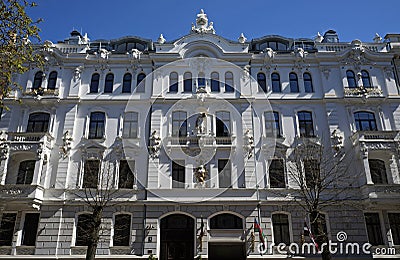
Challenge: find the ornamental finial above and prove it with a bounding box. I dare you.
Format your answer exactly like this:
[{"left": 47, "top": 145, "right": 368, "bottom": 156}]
[{"left": 191, "top": 9, "right": 215, "bottom": 34}]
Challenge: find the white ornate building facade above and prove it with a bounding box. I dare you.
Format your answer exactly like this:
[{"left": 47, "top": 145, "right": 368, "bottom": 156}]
[{"left": 0, "top": 10, "right": 400, "bottom": 259}]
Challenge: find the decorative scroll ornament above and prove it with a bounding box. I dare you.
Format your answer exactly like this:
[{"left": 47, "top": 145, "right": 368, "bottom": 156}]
[
  {"left": 243, "top": 129, "right": 254, "bottom": 158},
  {"left": 330, "top": 129, "right": 344, "bottom": 152},
  {"left": 60, "top": 131, "right": 73, "bottom": 158},
  {"left": 148, "top": 130, "right": 162, "bottom": 159},
  {"left": 191, "top": 9, "right": 215, "bottom": 34}
]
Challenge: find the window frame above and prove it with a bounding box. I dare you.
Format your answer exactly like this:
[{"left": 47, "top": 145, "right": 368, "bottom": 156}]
[
  {"left": 269, "top": 159, "right": 286, "bottom": 188},
  {"left": 172, "top": 111, "right": 187, "bottom": 137},
  {"left": 90, "top": 73, "right": 100, "bottom": 93},
  {"left": 83, "top": 159, "right": 100, "bottom": 188},
  {"left": 209, "top": 213, "right": 243, "bottom": 230},
  {"left": 303, "top": 72, "right": 313, "bottom": 93},
  {"left": 388, "top": 213, "right": 400, "bottom": 245},
  {"left": 169, "top": 72, "right": 178, "bottom": 93},
  {"left": 346, "top": 70, "right": 357, "bottom": 88},
  {"left": 272, "top": 213, "right": 291, "bottom": 245},
  {"left": 264, "top": 111, "right": 281, "bottom": 137},
  {"left": 27, "top": 112, "right": 50, "bottom": 133},
  {"left": 21, "top": 212, "right": 40, "bottom": 246},
  {"left": 211, "top": 72, "right": 220, "bottom": 92},
  {"left": 216, "top": 111, "right": 231, "bottom": 137},
  {"left": 122, "top": 112, "right": 139, "bottom": 139},
  {"left": 88, "top": 112, "right": 106, "bottom": 139},
  {"left": 271, "top": 73, "right": 281, "bottom": 93},
  {"left": 32, "top": 71, "right": 43, "bottom": 90},
  {"left": 183, "top": 72, "right": 192, "bottom": 93},
  {"left": 368, "top": 159, "right": 388, "bottom": 184},
  {"left": 361, "top": 70, "right": 372, "bottom": 88},
  {"left": 354, "top": 111, "right": 378, "bottom": 131},
  {"left": 104, "top": 73, "right": 114, "bottom": 93},
  {"left": 172, "top": 161, "right": 185, "bottom": 188},
  {"left": 224, "top": 71, "right": 234, "bottom": 93},
  {"left": 257, "top": 72, "right": 267, "bottom": 92},
  {"left": 297, "top": 111, "right": 315, "bottom": 138},
  {"left": 75, "top": 213, "right": 93, "bottom": 246},
  {"left": 136, "top": 73, "right": 146, "bottom": 93},
  {"left": 364, "top": 212, "right": 384, "bottom": 246},
  {"left": 122, "top": 73, "right": 132, "bottom": 93},
  {"left": 0, "top": 212, "right": 17, "bottom": 246},
  {"left": 118, "top": 160, "right": 135, "bottom": 189},
  {"left": 113, "top": 213, "right": 132, "bottom": 247},
  {"left": 289, "top": 72, "right": 299, "bottom": 93},
  {"left": 16, "top": 160, "right": 36, "bottom": 185},
  {"left": 218, "top": 159, "right": 231, "bottom": 188},
  {"left": 47, "top": 71, "right": 58, "bottom": 90}
]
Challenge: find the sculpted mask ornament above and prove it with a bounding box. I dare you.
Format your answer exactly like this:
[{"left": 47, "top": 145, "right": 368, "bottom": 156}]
[
  {"left": 194, "top": 164, "right": 208, "bottom": 186},
  {"left": 243, "top": 129, "right": 254, "bottom": 158}
]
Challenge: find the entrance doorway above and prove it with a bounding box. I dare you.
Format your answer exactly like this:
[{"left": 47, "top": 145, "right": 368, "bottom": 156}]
[
  {"left": 160, "top": 214, "right": 194, "bottom": 260},
  {"left": 208, "top": 242, "right": 246, "bottom": 260}
]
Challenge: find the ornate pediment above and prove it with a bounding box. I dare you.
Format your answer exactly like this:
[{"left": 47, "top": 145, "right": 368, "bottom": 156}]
[{"left": 78, "top": 137, "right": 107, "bottom": 159}]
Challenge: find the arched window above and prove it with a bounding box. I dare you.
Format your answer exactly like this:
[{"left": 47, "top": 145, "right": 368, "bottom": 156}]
[
  {"left": 211, "top": 72, "right": 220, "bottom": 92},
  {"left": 90, "top": 73, "right": 100, "bottom": 93},
  {"left": 297, "top": 111, "right": 314, "bottom": 137},
  {"left": 346, "top": 70, "right": 357, "bottom": 88},
  {"left": 289, "top": 72, "right": 299, "bottom": 92},
  {"left": 210, "top": 213, "right": 242, "bottom": 229},
  {"left": 272, "top": 213, "right": 290, "bottom": 244},
  {"left": 136, "top": 73, "right": 146, "bottom": 92},
  {"left": 169, "top": 72, "right": 178, "bottom": 92},
  {"left": 32, "top": 71, "right": 43, "bottom": 90},
  {"left": 183, "top": 72, "right": 192, "bottom": 92},
  {"left": 354, "top": 111, "right": 377, "bottom": 131},
  {"left": 104, "top": 73, "right": 114, "bottom": 93},
  {"left": 16, "top": 160, "right": 36, "bottom": 184},
  {"left": 27, "top": 112, "right": 50, "bottom": 132},
  {"left": 122, "top": 73, "right": 132, "bottom": 93},
  {"left": 88, "top": 112, "right": 105, "bottom": 139},
  {"left": 225, "top": 72, "right": 234, "bottom": 92},
  {"left": 113, "top": 214, "right": 131, "bottom": 246},
  {"left": 271, "top": 73, "right": 281, "bottom": 92},
  {"left": 368, "top": 159, "right": 387, "bottom": 184},
  {"left": 257, "top": 72, "right": 267, "bottom": 92},
  {"left": 47, "top": 71, "right": 57, "bottom": 90},
  {"left": 303, "top": 72, "right": 313, "bottom": 93},
  {"left": 361, "top": 70, "right": 371, "bottom": 87}
]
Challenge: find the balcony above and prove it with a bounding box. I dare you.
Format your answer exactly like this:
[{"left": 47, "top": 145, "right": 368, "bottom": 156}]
[
  {"left": 167, "top": 135, "right": 234, "bottom": 147},
  {"left": 0, "top": 184, "right": 44, "bottom": 203},
  {"left": 361, "top": 184, "right": 400, "bottom": 202},
  {"left": 351, "top": 131, "right": 400, "bottom": 151},
  {"left": 23, "top": 88, "right": 59, "bottom": 97},
  {"left": 5, "top": 132, "right": 54, "bottom": 155},
  {"left": 344, "top": 86, "right": 383, "bottom": 98}
]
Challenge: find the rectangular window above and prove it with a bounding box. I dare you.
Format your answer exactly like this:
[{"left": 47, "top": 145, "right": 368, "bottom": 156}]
[
  {"left": 298, "top": 111, "right": 314, "bottom": 137},
  {"left": 304, "top": 159, "right": 319, "bottom": 188},
  {"left": 172, "top": 161, "right": 185, "bottom": 188},
  {"left": 269, "top": 159, "right": 285, "bottom": 188},
  {"left": 368, "top": 159, "right": 388, "bottom": 184},
  {"left": 216, "top": 111, "right": 230, "bottom": 137},
  {"left": 272, "top": 214, "right": 290, "bottom": 244},
  {"left": 172, "top": 111, "right": 187, "bottom": 137},
  {"left": 17, "top": 160, "right": 36, "bottom": 185},
  {"left": 114, "top": 214, "right": 131, "bottom": 246},
  {"left": 118, "top": 160, "right": 135, "bottom": 189},
  {"left": 364, "top": 213, "right": 383, "bottom": 246},
  {"left": 388, "top": 213, "right": 400, "bottom": 245},
  {"left": 22, "top": 213, "right": 40, "bottom": 246},
  {"left": 83, "top": 160, "right": 100, "bottom": 188},
  {"left": 122, "top": 112, "right": 139, "bottom": 138},
  {"left": 265, "top": 111, "right": 281, "bottom": 137},
  {"left": 0, "top": 213, "right": 17, "bottom": 246},
  {"left": 76, "top": 214, "right": 92, "bottom": 246},
  {"left": 218, "top": 159, "right": 231, "bottom": 188}
]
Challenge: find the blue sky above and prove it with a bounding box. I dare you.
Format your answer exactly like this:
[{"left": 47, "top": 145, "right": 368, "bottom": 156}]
[{"left": 29, "top": 0, "right": 399, "bottom": 43}]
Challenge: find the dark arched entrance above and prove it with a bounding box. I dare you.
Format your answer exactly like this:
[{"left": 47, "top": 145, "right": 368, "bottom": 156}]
[{"left": 160, "top": 214, "right": 194, "bottom": 260}]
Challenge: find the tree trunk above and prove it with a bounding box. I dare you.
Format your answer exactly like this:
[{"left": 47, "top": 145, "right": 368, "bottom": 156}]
[
  {"left": 86, "top": 206, "right": 103, "bottom": 260},
  {"left": 310, "top": 210, "right": 331, "bottom": 260}
]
